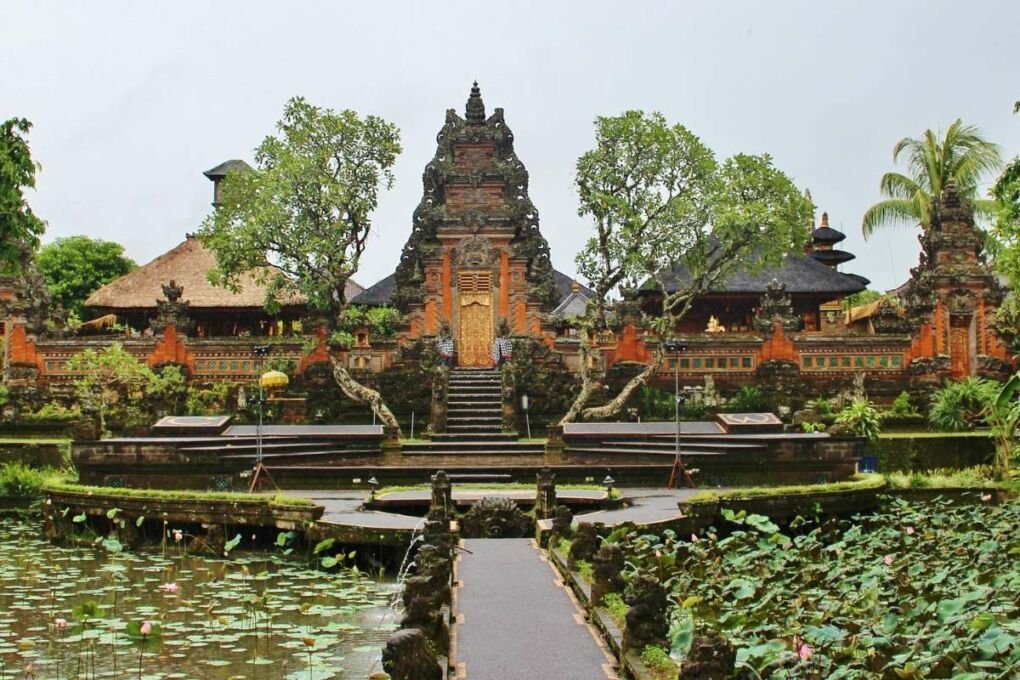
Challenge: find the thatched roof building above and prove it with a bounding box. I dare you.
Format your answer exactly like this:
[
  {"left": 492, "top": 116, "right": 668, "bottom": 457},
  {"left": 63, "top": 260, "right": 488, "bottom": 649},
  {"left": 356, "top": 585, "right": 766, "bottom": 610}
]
[{"left": 85, "top": 235, "right": 364, "bottom": 336}]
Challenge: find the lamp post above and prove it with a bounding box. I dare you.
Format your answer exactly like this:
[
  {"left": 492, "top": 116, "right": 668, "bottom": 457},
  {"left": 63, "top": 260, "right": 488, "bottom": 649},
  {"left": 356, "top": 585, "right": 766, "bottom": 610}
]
[
  {"left": 521, "top": 393, "right": 531, "bottom": 439},
  {"left": 368, "top": 476, "right": 379, "bottom": 502},
  {"left": 663, "top": 341, "right": 690, "bottom": 488},
  {"left": 602, "top": 474, "right": 615, "bottom": 497},
  {"left": 249, "top": 344, "right": 272, "bottom": 492}
]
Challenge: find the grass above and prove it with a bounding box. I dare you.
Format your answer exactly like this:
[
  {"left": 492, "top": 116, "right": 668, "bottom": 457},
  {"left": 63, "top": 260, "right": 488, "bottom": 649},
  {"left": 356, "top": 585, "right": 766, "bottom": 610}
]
[
  {"left": 685, "top": 474, "right": 886, "bottom": 504},
  {"left": 0, "top": 463, "right": 66, "bottom": 498},
  {"left": 882, "top": 465, "right": 1002, "bottom": 490},
  {"left": 601, "top": 591, "right": 628, "bottom": 626},
  {"left": 43, "top": 480, "right": 316, "bottom": 507},
  {"left": 877, "top": 430, "right": 991, "bottom": 439}
]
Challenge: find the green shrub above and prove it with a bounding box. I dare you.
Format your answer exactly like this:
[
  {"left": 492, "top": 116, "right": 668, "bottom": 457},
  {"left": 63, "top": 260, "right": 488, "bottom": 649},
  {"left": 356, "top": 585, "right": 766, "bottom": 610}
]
[
  {"left": 928, "top": 377, "right": 999, "bottom": 432},
  {"left": 832, "top": 399, "right": 882, "bottom": 440},
  {"left": 886, "top": 390, "right": 919, "bottom": 418},
  {"left": 729, "top": 386, "right": 765, "bottom": 412},
  {"left": 639, "top": 645, "right": 677, "bottom": 676},
  {"left": 576, "top": 559, "right": 594, "bottom": 584},
  {"left": 809, "top": 396, "right": 834, "bottom": 417},
  {"left": 0, "top": 463, "right": 56, "bottom": 498},
  {"left": 602, "top": 591, "right": 629, "bottom": 625},
  {"left": 21, "top": 402, "right": 82, "bottom": 422}
]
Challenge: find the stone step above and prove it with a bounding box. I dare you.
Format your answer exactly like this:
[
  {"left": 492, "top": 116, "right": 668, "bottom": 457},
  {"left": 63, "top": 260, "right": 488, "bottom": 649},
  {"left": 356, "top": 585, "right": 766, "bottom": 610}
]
[
  {"left": 402, "top": 441, "right": 543, "bottom": 454},
  {"left": 448, "top": 400, "right": 501, "bottom": 407},
  {"left": 447, "top": 416, "right": 502, "bottom": 423},
  {"left": 563, "top": 446, "right": 730, "bottom": 457},
  {"left": 428, "top": 432, "right": 519, "bottom": 443}
]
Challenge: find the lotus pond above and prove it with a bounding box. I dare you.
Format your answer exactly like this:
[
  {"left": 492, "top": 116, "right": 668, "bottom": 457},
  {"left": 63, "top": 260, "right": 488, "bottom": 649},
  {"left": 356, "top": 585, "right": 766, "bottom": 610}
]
[
  {"left": 0, "top": 518, "right": 398, "bottom": 679},
  {"left": 606, "top": 496, "right": 1020, "bottom": 679}
]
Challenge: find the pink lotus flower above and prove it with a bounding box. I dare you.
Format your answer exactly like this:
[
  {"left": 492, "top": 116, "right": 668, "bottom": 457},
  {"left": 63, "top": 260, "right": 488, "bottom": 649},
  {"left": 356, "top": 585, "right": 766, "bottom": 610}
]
[
  {"left": 172, "top": 529, "right": 183, "bottom": 543},
  {"left": 884, "top": 554, "right": 894, "bottom": 566},
  {"left": 905, "top": 526, "right": 915, "bottom": 535},
  {"left": 159, "top": 582, "right": 179, "bottom": 594},
  {"left": 53, "top": 618, "right": 68, "bottom": 630},
  {"left": 140, "top": 621, "right": 152, "bottom": 636},
  {"left": 690, "top": 534, "right": 699, "bottom": 543},
  {"left": 798, "top": 642, "right": 813, "bottom": 660},
  {"left": 981, "top": 493, "right": 992, "bottom": 502}
]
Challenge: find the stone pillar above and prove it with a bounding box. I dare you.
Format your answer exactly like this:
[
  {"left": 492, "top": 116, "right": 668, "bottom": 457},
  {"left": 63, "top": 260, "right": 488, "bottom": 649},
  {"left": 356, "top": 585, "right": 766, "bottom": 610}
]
[
  {"left": 430, "top": 365, "right": 448, "bottom": 435},
  {"left": 500, "top": 362, "right": 516, "bottom": 433},
  {"left": 535, "top": 467, "right": 556, "bottom": 519},
  {"left": 545, "top": 424, "right": 565, "bottom": 465}
]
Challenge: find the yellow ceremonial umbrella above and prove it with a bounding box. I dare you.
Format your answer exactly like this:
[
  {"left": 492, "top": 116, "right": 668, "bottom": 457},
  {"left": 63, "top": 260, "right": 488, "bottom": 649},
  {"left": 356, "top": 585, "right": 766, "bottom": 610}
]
[{"left": 260, "top": 370, "right": 290, "bottom": 390}]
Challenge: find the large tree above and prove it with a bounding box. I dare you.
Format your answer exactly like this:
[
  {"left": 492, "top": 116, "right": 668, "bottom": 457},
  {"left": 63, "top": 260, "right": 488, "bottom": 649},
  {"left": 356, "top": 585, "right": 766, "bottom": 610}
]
[
  {"left": 560, "top": 111, "right": 811, "bottom": 424},
  {"left": 198, "top": 97, "right": 402, "bottom": 430},
  {"left": 37, "top": 235, "right": 136, "bottom": 318},
  {"left": 0, "top": 118, "right": 46, "bottom": 272},
  {"left": 861, "top": 119, "right": 1002, "bottom": 239}
]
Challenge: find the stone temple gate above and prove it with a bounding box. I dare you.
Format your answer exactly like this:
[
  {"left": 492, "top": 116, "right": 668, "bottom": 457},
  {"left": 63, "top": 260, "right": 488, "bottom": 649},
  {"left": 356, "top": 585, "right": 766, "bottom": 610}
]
[{"left": 364, "top": 83, "right": 560, "bottom": 366}]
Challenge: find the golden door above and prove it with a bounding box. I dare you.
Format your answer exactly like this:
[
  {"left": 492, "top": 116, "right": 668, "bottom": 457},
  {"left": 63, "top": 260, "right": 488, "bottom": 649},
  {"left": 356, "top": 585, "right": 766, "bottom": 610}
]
[{"left": 458, "top": 272, "right": 493, "bottom": 367}]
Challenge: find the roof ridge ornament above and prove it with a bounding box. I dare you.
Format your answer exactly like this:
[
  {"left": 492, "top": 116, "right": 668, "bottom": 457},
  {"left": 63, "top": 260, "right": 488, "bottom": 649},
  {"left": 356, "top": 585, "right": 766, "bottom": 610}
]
[{"left": 465, "top": 81, "right": 486, "bottom": 124}]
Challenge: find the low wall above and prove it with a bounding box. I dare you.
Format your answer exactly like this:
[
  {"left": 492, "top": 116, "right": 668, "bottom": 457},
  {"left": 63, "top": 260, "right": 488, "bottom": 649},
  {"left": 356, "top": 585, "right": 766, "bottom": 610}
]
[
  {"left": 0, "top": 441, "right": 68, "bottom": 467},
  {"left": 870, "top": 432, "right": 994, "bottom": 471}
]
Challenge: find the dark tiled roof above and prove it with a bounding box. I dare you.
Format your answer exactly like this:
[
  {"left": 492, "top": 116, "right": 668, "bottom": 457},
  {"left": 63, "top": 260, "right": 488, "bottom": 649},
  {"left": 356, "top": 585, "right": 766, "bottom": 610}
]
[
  {"left": 644, "top": 253, "right": 868, "bottom": 296},
  {"left": 552, "top": 269, "right": 594, "bottom": 300},
  {"left": 845, "top": 272, "right": 872, "bottom": 287},
  {"left": 352, "top": 269, "right": 593, "bottom": 306},
  {"left": 203, "top": 159, "right": 252, "bottom": 179},
  {"left": 810, "top": 249, "right": 856, "bottom": 266},
  {"left": 811, "top": 226, "right": 846, "bottom": 244},
  {"left": 351, "top": 273, "right": 397, "bottom": 305}
]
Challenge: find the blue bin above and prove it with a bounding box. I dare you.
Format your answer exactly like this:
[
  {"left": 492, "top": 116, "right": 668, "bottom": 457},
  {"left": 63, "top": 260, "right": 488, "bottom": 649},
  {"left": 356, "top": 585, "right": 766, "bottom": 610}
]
[{"left": 858, "top": 456, "right": 878, "bottom": 473}]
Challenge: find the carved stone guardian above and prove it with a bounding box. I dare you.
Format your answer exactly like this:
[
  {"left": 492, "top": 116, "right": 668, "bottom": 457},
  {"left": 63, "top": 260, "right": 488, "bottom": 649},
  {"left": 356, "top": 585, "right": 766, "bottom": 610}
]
[
  {"left": 381, "top": 628, "right": 443, "bottom": 680},
  {"left": 535, "top": 468, "right": 556, "bottom": 519},
  {"left": 459, "top": 496, "right": 534, "bottom": 538},
  {"left": 151, "top": 280, "right": 192, "bottom": 334},
  {"left": 591, "top": 542, "right": 626, "bottom": 607},
  {"left": 753, "top": 278, "right": 802, "bottom": 334},
  {"left": 567, "top": 522, "right": 598, "bottom": 570},
  {"left": 622, "top": 572, "right": 669, "bottom": 652},
  {"left": 679, "top": 632, "right": 737, "bottom": 680}
]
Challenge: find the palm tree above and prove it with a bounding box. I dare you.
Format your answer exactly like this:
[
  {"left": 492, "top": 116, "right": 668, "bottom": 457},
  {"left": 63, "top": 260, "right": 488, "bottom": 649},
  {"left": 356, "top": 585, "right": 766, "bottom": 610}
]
[{"left": 862, "top": 119, "right": 1002, "bottom": 239}]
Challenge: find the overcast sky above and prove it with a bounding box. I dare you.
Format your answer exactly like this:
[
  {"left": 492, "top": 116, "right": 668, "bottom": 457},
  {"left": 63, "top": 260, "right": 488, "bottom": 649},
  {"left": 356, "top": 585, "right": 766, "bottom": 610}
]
[{"left": 2, "top": 1, "right": 1018, "bottom": 294}]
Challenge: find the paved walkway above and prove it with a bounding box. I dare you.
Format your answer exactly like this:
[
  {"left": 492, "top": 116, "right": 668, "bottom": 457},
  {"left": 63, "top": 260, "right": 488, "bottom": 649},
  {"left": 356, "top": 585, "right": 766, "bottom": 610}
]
[{"left": 454, "top": 538, "right": 617, "bottom": 680}]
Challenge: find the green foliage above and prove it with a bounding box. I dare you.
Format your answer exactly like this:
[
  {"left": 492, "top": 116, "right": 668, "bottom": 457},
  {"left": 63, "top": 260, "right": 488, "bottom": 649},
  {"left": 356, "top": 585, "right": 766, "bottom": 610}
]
[
  {"left": 185, "top": 381, "right": 239, "bottom": 416},
  {"left": 809, "top": 396, "right": 835, "bottom": 417},
  {"left": 842, "top": 288, "right": 883, "bottom": 310},
  {"left": 639, "top": 645, "right": 677, "bottom": 676},
  {"left": 20, "top": 401, "right": 81, "bottom": 422},
  {"left": 609, "top": 498, "right": 1020, "bottom": 678},
  {"left": 728, "top": 385, "right": 765, "bottom": 412},
  {"left": 862, "top": 119, "right": 1002, "bottom": 239},
  {"left": 199, "top": 97, "right": 400, "bottom": 321},
  {"left": 0, "top": 383, "right": 8, "bottom": 408},
  {"left": 145, "top": 364, "right": 187, "bottom": 417},
  {"left": 927, "top": 377, "right": 1000, "bottom": 432},
  {"left": 801, "top": 421, "right": 827, "bottom": 433},
  {"left": 43, "top": 480, "right": 315, "bottom": 506},
  {"left": 36, "top": 235, "right": 136, "bottom": 317},
  {"left": 883, "top": 465, "right": 997, "bottom": 489},
  {"left": 0, "top": 118, "right": 46, "bottom": 272},
  {"left": 68, "top": 343, "right": 152, "bottom": 435},
  {"left": 885, "top": 391, "right": 919, "bottom": 418},
  {"left": 988, "top": 372, "right": 1020, "bottom": 479},
  {"left": 576, "top": 559, "right": 594, "bottom": 584},
  {"left": 601, "top": 591, "right": 629, "bottom": 625},
  {"left": 337, "top": 305, "right": 400, "bottom": 339},
  {"left": 0, "top": 462, "right": 58, "bottom": 497},
  {"left": 198, "top": 96, "right": 401, "bottom": 428},
  {"left": 832, "top": 398, "right": 882, "bottom": 440},
  {"left": 563, "top": 110, "right": 811, "bottom": 423},
  {"left": 991, "top": 154, "right": 1020, "bottom": 348}
]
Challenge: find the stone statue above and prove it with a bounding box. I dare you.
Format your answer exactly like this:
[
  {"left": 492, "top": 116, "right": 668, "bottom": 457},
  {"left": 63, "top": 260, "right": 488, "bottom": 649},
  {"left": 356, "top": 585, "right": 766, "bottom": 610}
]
[
  {"left": 568, "top": 522, "right": 598, "bottom": 570},
  {"left": 459, "top": 496, "right": 533, "bottom": 538},
  {"left": 622, "top": 572, "right": 669, "bottom": 651},
  {"left": 591, "top": 543, "right": 626, "bottom": 607},
  {"left": 679, "top": 632, "right": 737, "bottom": 680},
  {"left": 381, "top": 628, "right": 443, "bottom": 680}
]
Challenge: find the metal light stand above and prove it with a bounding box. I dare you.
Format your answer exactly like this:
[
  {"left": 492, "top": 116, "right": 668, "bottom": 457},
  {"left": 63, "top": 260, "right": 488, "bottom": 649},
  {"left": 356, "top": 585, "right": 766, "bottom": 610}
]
[
  {"left": 249, "top": 344, "right": 277, "bottom": 493},
  {"left": 521, "top": 393, "right": 531, "bottom": 439},
  {"left": 665, "top": 341, "right": 695, "bottom": 489}
]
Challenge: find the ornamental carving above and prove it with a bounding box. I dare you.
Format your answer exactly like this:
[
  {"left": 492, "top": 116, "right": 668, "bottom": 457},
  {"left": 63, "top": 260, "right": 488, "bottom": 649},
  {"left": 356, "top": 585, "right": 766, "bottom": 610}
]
[
  {"left": 454, "top": 235, "right": 496, "bottom": 268},
  {"left": 753, "top": 279, "right": 802, "bottom": 333},
  {"left": 151, "top": 280, "right": 191, "bottom": 334}
]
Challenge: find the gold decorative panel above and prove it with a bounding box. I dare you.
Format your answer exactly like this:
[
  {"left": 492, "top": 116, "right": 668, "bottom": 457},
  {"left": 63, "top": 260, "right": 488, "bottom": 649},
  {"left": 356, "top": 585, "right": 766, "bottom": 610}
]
[{"left": 458, "top": 272, "right": 493, "bottom": 367}]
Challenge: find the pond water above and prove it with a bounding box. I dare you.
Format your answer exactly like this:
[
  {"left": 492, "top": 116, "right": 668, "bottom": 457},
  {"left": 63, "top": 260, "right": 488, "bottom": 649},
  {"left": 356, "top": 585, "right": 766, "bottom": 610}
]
[{"left": 0, "top": 518, "right": 399, "bottom": 679}]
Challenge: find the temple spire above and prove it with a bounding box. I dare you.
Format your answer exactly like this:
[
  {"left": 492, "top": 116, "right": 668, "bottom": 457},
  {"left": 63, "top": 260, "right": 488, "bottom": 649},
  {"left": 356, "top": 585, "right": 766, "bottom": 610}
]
[{"left": 465, "top": 81, "right": 486, "bottom": 124}]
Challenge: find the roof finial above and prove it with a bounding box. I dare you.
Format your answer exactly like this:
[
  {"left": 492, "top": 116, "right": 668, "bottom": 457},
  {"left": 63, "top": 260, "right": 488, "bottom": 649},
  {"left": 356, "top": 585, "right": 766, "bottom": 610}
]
[
  {"left": 571, "top": 279, "right": 580, "bottom": 294},
  {"left": 821, "top": 211, "right": 829, "bottom": 228},
  {"left": 465, "top": 81, "right": 486, "bottom": 124}
]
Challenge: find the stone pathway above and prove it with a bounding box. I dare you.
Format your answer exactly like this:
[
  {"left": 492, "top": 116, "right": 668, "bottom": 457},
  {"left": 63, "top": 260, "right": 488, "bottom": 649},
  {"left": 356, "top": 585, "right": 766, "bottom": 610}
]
[{"left": 454, "top": 538, "right": 618, "bottom": 680}]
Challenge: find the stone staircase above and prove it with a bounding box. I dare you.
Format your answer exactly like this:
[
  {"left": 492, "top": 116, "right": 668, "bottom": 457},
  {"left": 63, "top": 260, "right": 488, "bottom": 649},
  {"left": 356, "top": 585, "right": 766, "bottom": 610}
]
[{"left": 402, "top": 368, "right": 545, "bottom": 461}]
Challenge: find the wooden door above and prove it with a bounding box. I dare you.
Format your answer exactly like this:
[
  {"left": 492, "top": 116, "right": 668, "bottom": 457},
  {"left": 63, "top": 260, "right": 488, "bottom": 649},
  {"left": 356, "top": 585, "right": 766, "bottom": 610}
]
[
  {"left": 949, "top": 317, "right": 972, "bottom": 377},
  {"left": 458, "top": 272, "right": 493, "bottom": 367}
]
